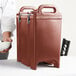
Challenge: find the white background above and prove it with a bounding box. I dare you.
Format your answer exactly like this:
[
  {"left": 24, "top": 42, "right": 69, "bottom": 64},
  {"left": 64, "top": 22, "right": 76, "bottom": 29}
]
[{"left": 0, "top": 0, "right": 76, "bottom": 76}]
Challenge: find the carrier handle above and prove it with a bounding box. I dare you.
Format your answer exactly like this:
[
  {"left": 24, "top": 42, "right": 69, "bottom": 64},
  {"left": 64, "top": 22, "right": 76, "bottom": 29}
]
[
  {"left": 19, "top": 6, "right": 35, "bottom": 13},
  {"left": 18, "top": 6, "right": 35, "bottom": 22},
  {"left": 38, "top": 4, "right": 57, "bottom": 15}
]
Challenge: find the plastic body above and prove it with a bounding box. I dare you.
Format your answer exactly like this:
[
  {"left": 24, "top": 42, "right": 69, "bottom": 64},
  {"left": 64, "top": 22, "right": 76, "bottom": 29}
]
[{"left": 16, "top": 5, "right": 62, "bottom": 70}]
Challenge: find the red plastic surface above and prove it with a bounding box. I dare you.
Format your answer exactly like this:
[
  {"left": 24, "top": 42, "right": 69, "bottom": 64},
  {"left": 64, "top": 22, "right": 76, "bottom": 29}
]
[{"left": 16, "top": 4, "right": 62, "bottom": 70}]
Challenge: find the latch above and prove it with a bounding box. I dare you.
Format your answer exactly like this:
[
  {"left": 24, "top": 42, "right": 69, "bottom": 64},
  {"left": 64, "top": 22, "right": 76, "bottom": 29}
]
[
  {"left": 19, "top": 14, "right": 21, "bottom": 23},
  {"left": 27, "top": 14, "right": 31, "bottom": 24}
]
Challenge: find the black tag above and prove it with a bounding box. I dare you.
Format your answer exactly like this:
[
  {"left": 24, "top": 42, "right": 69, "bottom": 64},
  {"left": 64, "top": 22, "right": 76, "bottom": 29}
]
[{"left": 61, "top": 38, "right": 70, "bottom": 56}]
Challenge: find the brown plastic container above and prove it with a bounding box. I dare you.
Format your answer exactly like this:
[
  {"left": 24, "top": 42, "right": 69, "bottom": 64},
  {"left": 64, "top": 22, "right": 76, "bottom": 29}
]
[
  {"left": 16, "top": 4, "right": 62, "bottom": 70},
  {"left": 16, "top": 6, "right": 35, "bottom": 67}
]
